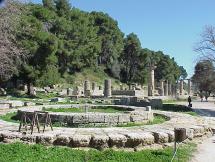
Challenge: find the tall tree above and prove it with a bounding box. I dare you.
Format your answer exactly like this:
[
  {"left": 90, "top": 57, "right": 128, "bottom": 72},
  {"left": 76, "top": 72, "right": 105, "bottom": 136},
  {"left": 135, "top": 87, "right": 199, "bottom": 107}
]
[
  {"left": 195, "top": 26, "right": 215, "bottom": 63},
  {"left": 42, "top": 0, "right": 55, "bottom": 10},
  {"left": 120, "top": 33, "right": 141, "bottom": 83},
  {"left": 154, "top": 51, "right": 181, "bottom": 83},
  {"left": 0, "top": 0, "right": 25, "bottom": 84},
  {"left": 192, "top": 60, "right": 215, "bottom": 93},
  {"left": 179, "top": 66, "right": 188, "bottom": 79},
  {"left": 55, "top": 0, "right": 70, "bottom": 17},
  {"left": 91, "top": 12, "right": 124, "bottom": 78}
]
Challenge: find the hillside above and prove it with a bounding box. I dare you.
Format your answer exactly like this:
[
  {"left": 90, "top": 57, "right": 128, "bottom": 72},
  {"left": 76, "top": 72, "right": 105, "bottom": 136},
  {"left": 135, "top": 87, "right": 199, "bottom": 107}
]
[{"left": 0, "top": 0, "right": 187, "bottom": 94}]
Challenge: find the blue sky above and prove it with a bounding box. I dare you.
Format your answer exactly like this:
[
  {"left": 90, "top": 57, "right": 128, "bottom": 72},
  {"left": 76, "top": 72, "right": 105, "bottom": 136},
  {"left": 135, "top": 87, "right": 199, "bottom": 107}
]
[{"left": 31, "top": 0, "right": 215, "bottom": 77}]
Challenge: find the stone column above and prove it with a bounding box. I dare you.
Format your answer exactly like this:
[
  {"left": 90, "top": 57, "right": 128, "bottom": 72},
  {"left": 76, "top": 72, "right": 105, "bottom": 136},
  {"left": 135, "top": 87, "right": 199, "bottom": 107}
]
[
  {"left": 92, "top": 82, "right": 96, "bottom": 91},
  {"left": 187, "top": 79, "right": 192, "bottom": 95},
  {"left": 148, "top": 65, "right": 156, "bottom": 96},
  {"left": 67, "top": 88, "right": 72, "bottom": 96},
  {"left": 179, "top": 80, "right": 183, "bottom": 95},
  {"left": 129, "top": 84, "right": 132, "bottom": 90},
  {"left": 132, "top": 84, "right": 136, "bottom": 90},
  {"left": 84, "top": 80, "right": 90, "bottom": 97},
  {"left": 120, "top": 84, "right": 123, "bottom": 90},
  {"left": 168, "top": 83, "right": 172, "bottom": 96},
  {"left": 172, "top": 84, "right": 176, "bottom": 97},
  {"left": 73, "top": 86, "right": 79, "bottom": 95},
  {"left": 164, "top": 80, "right": 168, "bottom": 96},
  {"left": 104, "top": 79, "right": 111, "bottom": 97},
  {"left": 160, "top": 80, "right": 164, "bottom": 96}
]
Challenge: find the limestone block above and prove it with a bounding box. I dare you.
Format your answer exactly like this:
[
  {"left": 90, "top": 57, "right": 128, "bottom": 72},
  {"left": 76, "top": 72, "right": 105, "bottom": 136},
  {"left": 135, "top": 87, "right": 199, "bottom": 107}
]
[
  {"left": 124, "top": 132, "right": 145, "bottom": 147},
  {"left": 186, "top": 128, "right": 194, "bottom": 140},
  {"left": 0, "top": 131, "right": 22, "bottom": 143},
  {"left": 165, "top": 130, "right": 175, "bottom": 142},
  {"left": 44, "top": 87, "right": 51, "bottom": 92},
  {"left": 105, "top": 115, "right": 119, "bottom": 124},
  {"left": 158, "top": 130, "right": 175, "bottom": 142},
  {"left": 66, "top": 116, "right": 74, "bottom": 126},
  {"left": 21, "top": 135, "right": 36, "bottom": 143},
  {"left": 0, "top": 103, "right": 10, "bottom": 109},
  {"left": 24, "top": 102, "right": 36, "bottom": 106},
  {"left": 88, "top": 114, "right": 105, "bottom": 123},
  {"left": 138, "top": 132, "right": 155, "bottom": 145},
  {"left": 108, "top": 133, "right": 127, "bottom": 148},
  {"left": 70, "top": 134, "right": 91, "bottom": 147},
  {"left": 8, "top": 100, "right": 24, "bottom": 107},
  {"left": 190, "top": 125, "right": 205, "bottom": 137},
  {"left": 66, "top": 88, "right": 73, "bottom": 96},
  {"left": 146, "top": 106, "right": 151, "bottom": 111},
  {"left": 90, "top": 134, "right": 109, "bottom": 149},
  {"left": 34, "top": 87, "right": 44, "bottom": 92},
  {"left": 36, "top": 134, "right": 56, "bottom": 145},
  {"left": 153, "top": 131, "right": 169, "bottom": 143},
  {"left": 54, "top": 135, "right": 70, "bottom": 146},
  {"left": 59, "top": 89, "right": 67, "bottom": 96},
  {"left": 117, "top": 115, "right": 130, "bottom": 123},
  {"left": 130, "top": 115, "right": 144, "bottom": 122},
  {"left": 73, "top": 115, "right": 89, "bottom": 124}
]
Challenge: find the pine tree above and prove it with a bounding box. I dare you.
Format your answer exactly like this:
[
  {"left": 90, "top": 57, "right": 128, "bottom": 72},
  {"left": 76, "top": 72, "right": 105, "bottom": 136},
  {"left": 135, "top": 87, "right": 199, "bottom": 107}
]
[{"left": 42, "top": 0, "right": 55, "bottom": 11}]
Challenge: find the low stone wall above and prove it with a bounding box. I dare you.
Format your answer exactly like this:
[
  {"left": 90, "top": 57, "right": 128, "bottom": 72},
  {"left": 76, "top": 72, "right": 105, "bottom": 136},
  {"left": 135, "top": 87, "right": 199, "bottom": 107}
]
[
  {"left": 114, "top": 97, "right": 163, "bottom": 109},
  {"left": 0, "top": 110, "right": 213, "bottom": 151},
  {"left": 16, "top": 105, "right": 153, "bottom": 127},
  {"left": 0, "top": 100, "right": 24, "bottom": 108},
  {"left": 112, "top": 90, "right": 144, "bottom": 97},
  {"left": 0, "top": 103, "right": 214, "bottom": 151},
  {"left": 112, "top": 90, "right": 136, "bottom": 96}
]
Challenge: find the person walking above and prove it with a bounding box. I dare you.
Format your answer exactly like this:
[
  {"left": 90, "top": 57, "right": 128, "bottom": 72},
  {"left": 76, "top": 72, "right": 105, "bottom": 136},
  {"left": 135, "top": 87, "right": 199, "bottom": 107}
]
[{"left": 188, "top": 96, "right": 192, "bottom": 107}]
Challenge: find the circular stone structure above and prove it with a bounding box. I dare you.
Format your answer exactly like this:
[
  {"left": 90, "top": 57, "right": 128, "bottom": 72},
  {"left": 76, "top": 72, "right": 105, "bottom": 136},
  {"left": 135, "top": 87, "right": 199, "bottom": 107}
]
[
  {"left": 0, "top": 102, "right": 214, "bottom": 151},
  {"left": 16, "top": 105, "right": 153, "bottom": 127}
]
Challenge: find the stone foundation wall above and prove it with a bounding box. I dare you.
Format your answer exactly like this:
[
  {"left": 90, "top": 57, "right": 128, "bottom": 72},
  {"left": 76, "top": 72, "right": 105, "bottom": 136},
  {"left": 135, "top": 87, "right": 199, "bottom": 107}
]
[
  {"left": 16, "top": 105, "right": 153, "bottom": 127},
  {"left": 112, "top": 90, "right": 144, "bottom": 97}
]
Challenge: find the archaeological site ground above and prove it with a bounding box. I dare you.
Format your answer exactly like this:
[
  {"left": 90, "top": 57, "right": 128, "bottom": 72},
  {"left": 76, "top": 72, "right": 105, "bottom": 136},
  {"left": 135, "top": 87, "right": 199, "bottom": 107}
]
[{"left": 1, "top": 0, "right": 215, "bottom": 162}]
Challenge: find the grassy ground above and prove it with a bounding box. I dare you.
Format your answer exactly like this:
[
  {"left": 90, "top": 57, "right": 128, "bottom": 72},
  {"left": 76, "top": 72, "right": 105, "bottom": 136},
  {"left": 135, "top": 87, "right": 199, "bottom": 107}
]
[
  {"left": 67, "top": 68, "right": 127, "bottom": 88},
  {"left": 42, "top": 106, "right": 126, "bottom": 113},
  {"left": 0, "top": 142, "right": 196, "bottom": 162},
  {"left": 0, "top": 112, "right": 18, "bottom": 123},
  {"left": 163, "top": 99, "right": 187, "bottom": 104},
  {"left": 0, "top": 112, "right": 167, "bottom": 128},
  {"left": 116, "top": 115, "right": 167, "bottom": 127}
]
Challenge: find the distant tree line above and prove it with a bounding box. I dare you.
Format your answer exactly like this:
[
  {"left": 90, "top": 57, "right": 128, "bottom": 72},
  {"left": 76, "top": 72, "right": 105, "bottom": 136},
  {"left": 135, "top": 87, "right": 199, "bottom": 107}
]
[
  {"left": 0, "top": 0, "right": 187, "bottom": 95},
  {"left": 193, "top": 26, "right": 215, "bottom": 94}
]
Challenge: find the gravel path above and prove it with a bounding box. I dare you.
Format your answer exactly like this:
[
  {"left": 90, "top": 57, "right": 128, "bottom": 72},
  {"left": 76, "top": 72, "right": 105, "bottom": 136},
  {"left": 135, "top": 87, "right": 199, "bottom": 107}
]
[{"left": 183, "top": 100, "right": 215, "bottom": 162}]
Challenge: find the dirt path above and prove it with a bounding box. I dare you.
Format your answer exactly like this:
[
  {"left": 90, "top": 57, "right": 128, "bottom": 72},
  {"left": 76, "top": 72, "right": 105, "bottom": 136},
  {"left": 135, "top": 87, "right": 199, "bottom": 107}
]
[{"left": 178, "top": 100, "right": 215, "bottom": 162}]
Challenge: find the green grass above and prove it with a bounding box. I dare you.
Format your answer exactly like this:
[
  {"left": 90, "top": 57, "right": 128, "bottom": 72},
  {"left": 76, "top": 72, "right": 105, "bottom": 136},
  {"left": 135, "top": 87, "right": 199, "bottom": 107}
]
[
  {"left": 0, "top": 112, "right": 18, "bottom": 123},
  {"left": 0, "top": 142, "right": 196, "bottom": 162},
  {"left": 147, "top": 114, "right": 168, "bottom": 124},
  {"left": 184, "top": 111, "right": 199, "bottom": 116},
  {"left": 117, "top": 115, "right": 167, "bottom": 127},
  {"left": 0, "top": 112, "right": 167, "bottom": 128},
  {"left": 163, "top": 99, "right": 186, "bottom": 104},
  {"left": 68, "top": 67, "right": 127, "bottom": 88},
  {"left": 42, "top": 106, "right": 127, "bottom": 113}
]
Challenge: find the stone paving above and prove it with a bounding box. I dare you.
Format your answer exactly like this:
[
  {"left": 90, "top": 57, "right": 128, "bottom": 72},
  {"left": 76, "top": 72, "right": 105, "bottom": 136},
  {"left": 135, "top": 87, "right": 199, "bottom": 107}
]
[{"left": 0, "top": 103, "right": 214, "bottom": 151}]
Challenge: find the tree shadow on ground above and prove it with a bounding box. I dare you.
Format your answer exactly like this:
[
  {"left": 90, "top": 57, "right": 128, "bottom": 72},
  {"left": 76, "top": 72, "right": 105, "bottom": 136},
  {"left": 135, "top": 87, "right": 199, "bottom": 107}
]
[{"left": 194, "top": 108, "right": 215, "bottom": 117}]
